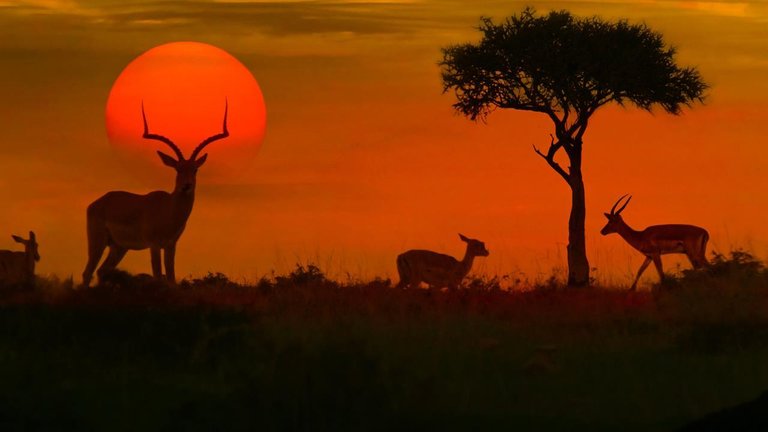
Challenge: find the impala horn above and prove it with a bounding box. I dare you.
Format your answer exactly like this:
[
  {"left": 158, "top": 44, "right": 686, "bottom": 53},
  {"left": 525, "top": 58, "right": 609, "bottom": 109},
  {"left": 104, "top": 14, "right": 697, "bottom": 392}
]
[
  {"left": 141, "top": 102, "right": 186, "bottom": 161},
  {"left": 189, "top": 98, "right": 229, "bottom": 161},
  {"left": 610, "top": 194, "right": 632, "bottom": 215}
]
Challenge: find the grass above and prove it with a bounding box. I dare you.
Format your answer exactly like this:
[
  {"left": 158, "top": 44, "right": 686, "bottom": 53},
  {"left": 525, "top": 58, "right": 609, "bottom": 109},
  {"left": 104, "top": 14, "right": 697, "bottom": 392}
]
[{"left": 0, "top": 255, "right": 767, "bottom": 431}]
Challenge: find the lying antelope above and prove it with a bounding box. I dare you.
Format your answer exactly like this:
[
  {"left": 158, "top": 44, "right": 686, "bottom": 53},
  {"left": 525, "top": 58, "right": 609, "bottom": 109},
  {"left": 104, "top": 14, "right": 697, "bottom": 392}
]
[
  {"left": 0, "top": 231, "right": 40, "bottom": 286},
  {"left": 82, "top": 101, "right": 229, "bottom": 287},
  {"left": 601, "top": 195, "right": 709, "bottom": 290},
  {"left": 396, "top": 234, "right": 489, "bottom": 290}
]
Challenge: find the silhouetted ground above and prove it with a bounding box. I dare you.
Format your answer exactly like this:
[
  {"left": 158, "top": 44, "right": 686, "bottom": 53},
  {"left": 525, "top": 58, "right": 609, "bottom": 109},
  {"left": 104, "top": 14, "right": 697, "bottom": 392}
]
[
  {"left": 0, "top": 252, "right": 766, "bottom": 431},
  {"left": 678, "top": 390, "right": 768, "bottom": 431}
]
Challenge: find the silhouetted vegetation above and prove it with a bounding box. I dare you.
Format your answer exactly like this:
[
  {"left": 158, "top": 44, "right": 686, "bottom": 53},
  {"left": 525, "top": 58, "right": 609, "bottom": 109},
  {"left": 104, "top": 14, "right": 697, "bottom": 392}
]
[
  {"left": 440, "top": 8, "right": 708, "bottom": 286},
  {"left": 275, "top": 263, "right": 330, "bottom": 287},
  {"left": 682, "top": 250, "right": 765, "bottom": 282},
  {"left": 0, "top": 252, "right": 766, "bottom": 430}
]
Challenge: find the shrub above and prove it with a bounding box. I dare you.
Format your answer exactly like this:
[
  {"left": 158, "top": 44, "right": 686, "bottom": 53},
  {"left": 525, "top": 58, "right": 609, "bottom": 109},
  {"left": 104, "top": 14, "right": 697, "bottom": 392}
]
[
  {"left": 657, "top": 250, "right": 768, "bottom": 325},
  {"left": 187, "top": 272, "right": 239, "bottom": 289},
  {"left": 678, "top": 250, "right": 766, "bottom": 283},
  {"left": 464, "top": 275, "right": 504, "bottom": 292},
  {"left": 275, "top": 264, "right": 329, "bottom": 287}
]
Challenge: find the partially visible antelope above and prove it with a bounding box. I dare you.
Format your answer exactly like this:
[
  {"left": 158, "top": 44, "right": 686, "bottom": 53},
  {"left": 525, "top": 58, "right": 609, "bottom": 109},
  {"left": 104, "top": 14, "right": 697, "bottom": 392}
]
[
  {"left": 396, "top": 234, "right": 489, "bottom": 290},
  {"left": 82, "top": 101, "right": 229, "bottom": 287},
  {"left": 0, "top": 231, "right": 40, "bottom": 286},
  {"left": 601, "top": 195, "right": 709, "bottom": 290}
]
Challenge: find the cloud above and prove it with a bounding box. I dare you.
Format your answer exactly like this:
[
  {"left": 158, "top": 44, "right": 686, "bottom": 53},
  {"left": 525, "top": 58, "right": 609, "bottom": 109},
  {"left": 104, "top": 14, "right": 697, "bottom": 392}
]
[
  {"left": 631, "top": 1, "right": 751, "bottom": 18},
  {"left": 2, "top": 1, "right": 764, "bottom": 60},
  {"left": 2, "top": 0, "right": 436, "bottom": 36}
]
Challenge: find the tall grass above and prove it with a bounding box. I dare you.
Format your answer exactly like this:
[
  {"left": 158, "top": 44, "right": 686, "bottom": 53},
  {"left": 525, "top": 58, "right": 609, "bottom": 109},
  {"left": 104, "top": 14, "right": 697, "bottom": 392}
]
[{"left": 0, "top": 253, "right": 766, "bottom": 431}]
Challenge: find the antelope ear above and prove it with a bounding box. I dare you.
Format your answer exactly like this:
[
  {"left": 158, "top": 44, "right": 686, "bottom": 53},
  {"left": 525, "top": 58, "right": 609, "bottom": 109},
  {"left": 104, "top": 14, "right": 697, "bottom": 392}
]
[
  {"left": 29, "top": 231, "right": 35, "bottom": 240},
  {"left": 195, "top": 153, "right": 208, "bottom": 167},
  {"left": 157, "top": 151, "right": 178, "bottom": 168},
  {"left": 604, "top": 213, "right": 611, "bottom": 218},
  {"left": 12, "top": 235, "right": 24, "bottom": 243},
  {"left": 459, "top": 233, "right": 469, "bottom": 242}
]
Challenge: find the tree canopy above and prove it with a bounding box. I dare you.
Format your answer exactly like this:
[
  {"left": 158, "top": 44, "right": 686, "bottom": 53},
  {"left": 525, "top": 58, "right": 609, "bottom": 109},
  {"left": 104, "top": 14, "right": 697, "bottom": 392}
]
[{"left": 440, "top": 8, "right": 707, "bottom": 140}]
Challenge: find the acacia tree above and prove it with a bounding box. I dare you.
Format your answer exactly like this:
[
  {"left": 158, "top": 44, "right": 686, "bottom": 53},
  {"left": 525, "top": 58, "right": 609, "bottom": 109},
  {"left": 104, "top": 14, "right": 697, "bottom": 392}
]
[{"left": 440, "top": 8, "right": 707, "bottom": 286}]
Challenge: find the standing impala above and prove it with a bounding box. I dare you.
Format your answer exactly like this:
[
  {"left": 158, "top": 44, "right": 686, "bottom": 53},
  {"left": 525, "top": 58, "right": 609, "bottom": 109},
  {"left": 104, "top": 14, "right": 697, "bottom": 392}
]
[
  {"left": 396, "top": 234, "right": 489, "bottom": 290},
  {"left": 82, "top": 101, "right": 229, "bottom": 287},
  {"left": 601, "top": 195, "right": 709, "bottom": 290}
]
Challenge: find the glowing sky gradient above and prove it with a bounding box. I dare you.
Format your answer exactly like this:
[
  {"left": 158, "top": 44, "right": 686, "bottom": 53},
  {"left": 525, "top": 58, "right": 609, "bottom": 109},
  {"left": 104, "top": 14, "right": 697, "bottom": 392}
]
[{"left": 0, "top": 1, "right": 766, "bottom": 287}]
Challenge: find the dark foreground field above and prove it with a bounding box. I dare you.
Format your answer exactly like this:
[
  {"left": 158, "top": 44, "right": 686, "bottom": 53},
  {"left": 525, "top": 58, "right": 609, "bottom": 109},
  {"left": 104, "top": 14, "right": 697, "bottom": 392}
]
[{"left": 1, "top": 252, "right": 768, "bottom": 431}]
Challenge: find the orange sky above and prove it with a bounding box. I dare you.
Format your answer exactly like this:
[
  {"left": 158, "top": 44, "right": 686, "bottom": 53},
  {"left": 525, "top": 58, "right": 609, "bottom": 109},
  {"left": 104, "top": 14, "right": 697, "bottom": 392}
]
[{"left": 0, "top": 0, "right": 766, "bottom": 287}]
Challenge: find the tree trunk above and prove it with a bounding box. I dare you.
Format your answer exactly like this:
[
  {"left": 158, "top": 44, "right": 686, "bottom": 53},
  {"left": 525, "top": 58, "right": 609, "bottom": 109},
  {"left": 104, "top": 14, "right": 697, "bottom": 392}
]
[{"left": 567, "top": 163, "right": 590, "bottom": 287}]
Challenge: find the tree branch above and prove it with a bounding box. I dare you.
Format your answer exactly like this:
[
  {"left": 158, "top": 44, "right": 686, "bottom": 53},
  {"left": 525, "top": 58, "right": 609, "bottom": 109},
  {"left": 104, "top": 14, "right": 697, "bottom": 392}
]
[
  {"left": 533, "top": 134, "right": 570, "bottom": 183},
  {"left": 500, "top": 72, "right": 563, "bottom": 126},
  {"left": 561, "top": 108, "right": 570, "bottom": 132},
  {"left": 566, "top": 103, "right": 597, "bottom": 140},
  {"left": 575, "top": 116, "right": 590, "bottom": 141},
  {"left": 498, "top": 101, "right": 563, "bottom": 127}
]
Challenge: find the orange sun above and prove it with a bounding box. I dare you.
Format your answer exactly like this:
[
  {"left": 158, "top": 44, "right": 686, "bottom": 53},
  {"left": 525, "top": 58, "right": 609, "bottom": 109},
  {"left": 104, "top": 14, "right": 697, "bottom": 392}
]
[{"left": 105, "top": 41, "right": 266, "bottom": 178}]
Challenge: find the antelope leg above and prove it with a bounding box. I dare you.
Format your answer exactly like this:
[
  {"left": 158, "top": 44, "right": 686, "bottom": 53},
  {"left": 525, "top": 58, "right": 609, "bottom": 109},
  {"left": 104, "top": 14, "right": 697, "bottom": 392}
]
[{"left": 630, "top": 256, "right": 653, "bottom": 290}]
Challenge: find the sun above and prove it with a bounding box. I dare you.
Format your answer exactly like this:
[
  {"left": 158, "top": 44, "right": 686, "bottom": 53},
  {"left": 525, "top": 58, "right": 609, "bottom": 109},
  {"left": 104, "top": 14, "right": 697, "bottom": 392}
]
[{"left": 105, "top": 41, "right": 266, "bottom": 178}]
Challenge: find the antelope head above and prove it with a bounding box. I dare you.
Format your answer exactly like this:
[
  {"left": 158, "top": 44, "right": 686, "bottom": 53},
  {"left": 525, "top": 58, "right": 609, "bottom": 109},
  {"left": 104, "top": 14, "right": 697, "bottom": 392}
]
[
  {"left": 12, "top": 231, "right": 40, "bottom": 262},
  {"left": 459, "top": 233, "right": 490, "bottom": 257},
  {"left": 142, "top": 100, "right": 229, "bottom": 196},
  {"left": 601, "top": 194, "right": 632, "bottom": 235}
]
